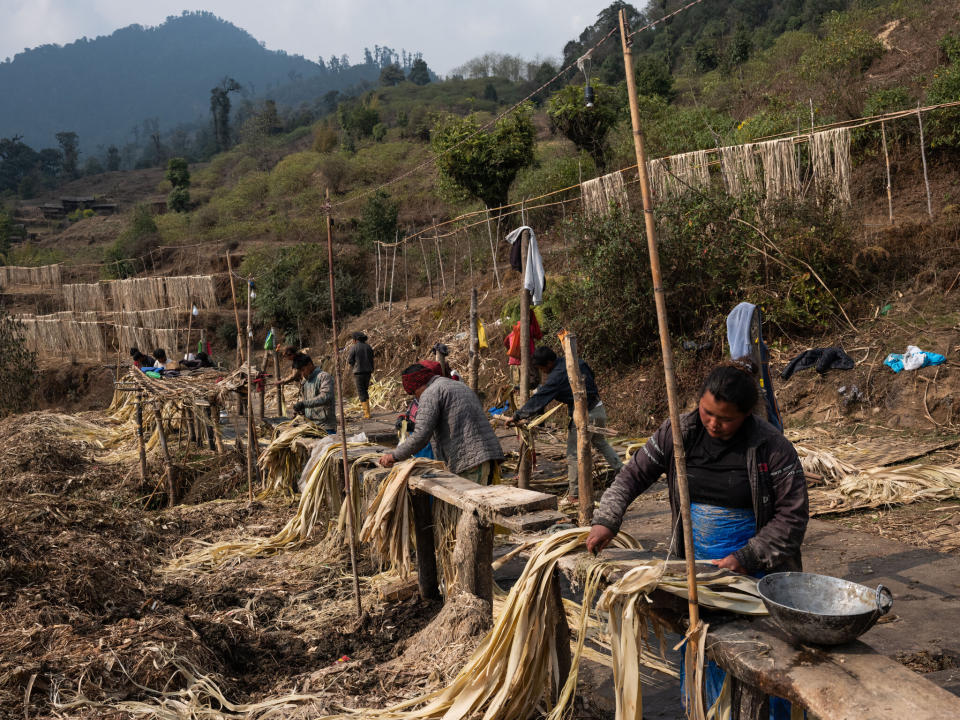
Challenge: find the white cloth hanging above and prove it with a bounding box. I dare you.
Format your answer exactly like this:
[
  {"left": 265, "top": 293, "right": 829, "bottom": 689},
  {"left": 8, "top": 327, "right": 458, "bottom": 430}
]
[{"left": 504, "top": 225, "right": 545, "bottom": 306}]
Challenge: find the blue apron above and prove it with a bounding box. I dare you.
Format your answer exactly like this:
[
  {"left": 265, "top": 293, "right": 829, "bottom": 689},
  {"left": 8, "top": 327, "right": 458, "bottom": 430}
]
[{"left": 681, "top": 503, "right": 795, "bottom": 720}]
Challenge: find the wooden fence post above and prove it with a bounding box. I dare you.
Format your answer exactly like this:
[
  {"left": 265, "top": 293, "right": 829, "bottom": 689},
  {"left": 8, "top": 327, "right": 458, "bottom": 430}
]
[
  {"left": 917, "top": 104, "right": 933, "bottom": 219},
  {"left": 419, "top": 235, "right": 434, "bottom": 298},
  {"left": 136, "top": 393, "right": 147, "bottom": 483},
  {"left": 881, "top": 121, "right": 894, "bottom": 224},
  {"left": 152, "top": 403, "right": 176, "bottom": 507},
  {"left": 273, "top": 348, "right": 284, "bottom": 415},
  {"left": 517, "top": 228, "right": 532, "bottom": 490},
  {"left": 560, "top": 331, "right": 592, "bottom": 524}
]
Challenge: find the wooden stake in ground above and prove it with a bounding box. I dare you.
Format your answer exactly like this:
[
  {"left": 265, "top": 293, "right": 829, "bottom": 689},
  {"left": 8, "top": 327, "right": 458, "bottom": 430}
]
[
  {"left": 245, "top": 278, "right": 256, "bottom": 504},
  {"left": 183, "top": 298, "right": 193, "bottom": 361},
  {"left": 272, "top": 342, "right": 284, "bottom": 416},
  {"left": 325, "top": 189, "right": 363, "bottom": 619},
  {"left": 881, "top": 121, "right": 894, "bottom": 224},
  {"left": 226, "top": 251, "right": 243, "bottom": 367},
  {"left": 560, "top": 331, "right": 592, "bottom": 524},
  {"left": 469, "top": 287, "right": 479, "bottom": 393},
  {"left": 434, "top": 220, "right": 447, "bottom": 296},
  {"left": 136, "top": 392, "right": 147, "bottom": 483},
  {"left": 388, "top": 240, "right": 397, "bottom": 315},
  {"left": 419, "top": 235, "right": 434, "bottom": 298},
  {"left": 484, "top": 209, "right": 502, "bottom": 289},
  {"left": 620, "top": 7, "right": 700, "bottom": 628},
  {"left": 152, "top": 403, "right": 176, "bottom": 507},
  {"left": 517, "top": 228, "right": 532, "bottom": 490},
  {"left": 917, "top": 104, "right": 933, "bottom": 219}
]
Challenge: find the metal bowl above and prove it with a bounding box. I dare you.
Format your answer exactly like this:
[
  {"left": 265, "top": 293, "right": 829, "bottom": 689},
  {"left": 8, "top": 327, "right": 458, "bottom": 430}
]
[{"left": 757, "top": 572, "right": 893, "bottom": 646}]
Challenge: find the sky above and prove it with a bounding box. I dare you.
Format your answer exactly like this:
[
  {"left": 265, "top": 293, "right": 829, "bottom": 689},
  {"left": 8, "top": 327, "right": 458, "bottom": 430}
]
[{"left": 1, "top": 0, "right": 615, "bottom": 74}]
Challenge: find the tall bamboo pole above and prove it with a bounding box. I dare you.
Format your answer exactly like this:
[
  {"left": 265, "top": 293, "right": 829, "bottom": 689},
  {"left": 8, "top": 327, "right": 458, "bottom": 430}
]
[
  {"left": 245, "top": 279, "right": 255, "bottom": 504},
  {"left": 325, "top": 189, "right": 363, "bottom": 619},
  {"left": 881, "top": 121, "right": 894, "bottom": 224},
  {"left": 917, "top": 104, "right": 933, "bottom": 219},
  {"left": 619, "top": 8, "right": 700, "bottom": 628},
  {"left": 226, "top": 251, "right": 243, "bottom": 367},
  {"left": 517, "top": 228, "right": 532, "bottom": 490},
  {"left": 469, "top": 287, "right": 479, "bottom": 393}
]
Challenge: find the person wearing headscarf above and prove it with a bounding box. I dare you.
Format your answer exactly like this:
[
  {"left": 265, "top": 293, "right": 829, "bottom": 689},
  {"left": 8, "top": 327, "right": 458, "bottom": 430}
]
[
  {"left": 347, "top": 331, "right": 375, "bottom": 418},
  {"left": 379, "top": 362, "right": 503, "bottom": 485}
]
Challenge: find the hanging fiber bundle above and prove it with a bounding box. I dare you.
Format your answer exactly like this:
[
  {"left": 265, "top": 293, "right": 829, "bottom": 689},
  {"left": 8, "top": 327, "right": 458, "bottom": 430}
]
[
  {"left": 647, "top": 158, "right": 673, "bottom": 202},
  {"left": 0, "top": 264, "right": 62, "bottom": 291},
  {"left": 62, "top": 282, "right": 107, "bottom": 312},
  {"left": 757, "top": 139, "right": 800, "bottom": 202},
  {"left": 719, "top": 143, "right": 761, "bottom": 197},
  {"left": 581, "top": 170, "right": 630, "bottom": 217},
  {"left": 164, "top": 275, "right": 218, "bottom": 311},
  {"left": 669, "top": 150, "right": 712, "bottom": 196},
  {"left": 810, "top": 127, "right": 852, "bottom": 205}
]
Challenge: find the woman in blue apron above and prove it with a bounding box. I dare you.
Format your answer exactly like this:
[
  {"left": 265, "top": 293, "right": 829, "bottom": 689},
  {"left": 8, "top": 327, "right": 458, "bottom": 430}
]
[{"left": 587, "top": 361, "right": 809, "bottom": 719}]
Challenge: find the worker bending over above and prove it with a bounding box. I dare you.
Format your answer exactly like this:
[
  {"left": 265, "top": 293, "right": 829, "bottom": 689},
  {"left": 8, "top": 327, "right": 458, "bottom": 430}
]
[
  {"left": 512, "top": 346, "right": 623, "bottom": 501},
  {"left": 379, "top": 363, "right": 503, "bottom": 485},
  {"left": 291, "top": 353, "right": 336, "bottom": 435}
]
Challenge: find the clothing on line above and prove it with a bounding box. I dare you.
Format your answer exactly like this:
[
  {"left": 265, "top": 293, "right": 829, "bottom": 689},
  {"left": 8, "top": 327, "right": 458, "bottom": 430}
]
[{"left": 505, "top": 225, "right": 546, "bottom": 305}]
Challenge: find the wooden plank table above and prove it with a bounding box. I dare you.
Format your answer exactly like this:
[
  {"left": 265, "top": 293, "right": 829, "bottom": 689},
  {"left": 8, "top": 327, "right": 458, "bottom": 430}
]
[{"left": 554, "top": 548, "right": 960, "bottom": 720}]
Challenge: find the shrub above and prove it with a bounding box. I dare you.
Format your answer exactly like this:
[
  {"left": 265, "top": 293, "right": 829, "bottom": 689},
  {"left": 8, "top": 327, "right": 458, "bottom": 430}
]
[
  {"left": 102, "top": 204, "right": 159, "bottom": 278},
  {"left": 926, "top": 33, "right": 960, "bottom": 150}
]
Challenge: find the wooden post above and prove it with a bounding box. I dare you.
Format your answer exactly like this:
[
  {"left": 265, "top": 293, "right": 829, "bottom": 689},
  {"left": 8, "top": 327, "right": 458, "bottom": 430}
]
[
  {"left": 388, "top": 241, "right": 397, "bottom": 314},
  {"left": 881, "top": 121, "right": 894, "bottom": 224},
  {"left": 451, "top": 509, "right": 493, "bottom": 606},
  {"left": 375, "top": 241, "right": 381, "bottom": 306},
  {"left": 484, "top": 210, "right": 502, "bottom": 289},
  {"left": 469, "top": 287, "right": 480, "bottom": 393},
  {"left": 183, "top": 300, "right": 193, "bottom": 361},
  {"left": 403, "top": 240, "right": 409, "bottom": 310},
  {"left": 731, "top": 677, "right": 770, "bottom": 720},
  {"left": 547, "top": 567, "right": 572, "bottom": 704},
  {"left": 272, "top": 348, "right": 284, "bottom": 416},
  {"left": 410, "top": 491, "right": 440, "bottom": 600},
  {"left": 434, "top": 221, "right": 447, "bottom": 296},
  {"left": 325, "top": 188, "right": 363, "bottom": 619},
  {"left": 203, "top": 405, "right": 216, "bottom": 451},
  {"left": 136, "top": 393, "right": 147, "bottom": 483},
  {"left": 226, "top": 251, "right": 243, "bottom": 367},
  {"left": 917, "top": 104, "right": 933, "bottom": 219},
  {"left": 245, "top": 279, "right": 255, "bottom": 504},
  {"left": 210, "top": 400, "right": 225, "bottom": 454},
  {"left": 517, "top": 228, "right": 532, "bottom": 490},
  {"left": 560, "top": 332, "right": 593, "bottom": 524},
  {"left": 418, "top": 235, "right": 434, "bottom": 298},
  {"left": 620, "top": 8, "right": 700, "bottom": 627},
  {"left": 152, "top": 403, "right": 176, "bottom": 507}
]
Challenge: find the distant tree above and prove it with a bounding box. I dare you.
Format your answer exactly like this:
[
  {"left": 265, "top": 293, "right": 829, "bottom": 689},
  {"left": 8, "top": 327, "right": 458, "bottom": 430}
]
[
  {"left": 106, "top": 145, "right": 121, "bottom": 171},
  {"left": 408, "top": 58, "right": 431, "bottom": 85},
  {"left": 55, "top": 131, "right": 80, "bottom": 178},
  {"left": 379, "top": 63, "right": 405, "bottom": 87},
  {"left": 358, "top": 190, "right": 398, "bottom": 249},
  {"left": 210, "top": 77, "right": 241, "bottom": 152},
  {"left": 546, "top": 82, "right": 621, "bottom": 170},
  {"left": 635, "top": 56, "right": 674, "bottom": 100},
  {"left": 337, "top": 102, "right": 380, "bottom": 138},
  {"left": 83, "top": 156, "right": 104, "bottom": 175},
  {"left": 165, "top": 157, "right": 190, "bottom": 212},
  {"left": 483, "top": 83, "right": 498, "bottom": 102},
  {"left": 372, "top": 123, "right": 387, "bottom": 142},
  {"left": 431, "top": 103, "right": 536, "bottom": 210}
]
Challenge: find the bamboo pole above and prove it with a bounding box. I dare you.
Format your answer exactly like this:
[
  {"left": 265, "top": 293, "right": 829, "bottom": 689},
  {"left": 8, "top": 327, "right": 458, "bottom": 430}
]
[
  {"left": 183, "top": 299, "right": 193, "bottom": 361},
  {"left": 469, "top": 287, "right": 479, "bottom": 393},
  {"left": 325, "top": 188, "right": 363, "bottom": 619},
  {"left": 517, "top": 228, "right": 532, "bottom": 490},
  {"left": 917, "top": 103, "right": 933, "bottom": 219},
  {"left": 560, "top": 332, "right": 592, "bottom": 524},
  {"left": 273, "top": 344, "right": 284, "bottom": 416},
  {"left": 375, "top": 241, "right": 381, "bottom": 307},
  {"left": 484, "top": 210, "right": 502, "bottom": 289},
  {"left": 881, "top": 121, "right": 894, "bottom": 224},
  {"left": 388, "top": 241, "right": 397, "bottom": 314},
  {"left": 136, "top": 393, "right": 147, "bottom": 483},
  {"left": 419, "top": 235, "right": 434, "bottom": 298},
  {"left": 245, "top": 278, "right": 255, "bottom": 504},
  {"left": 226, "top": 251, "right": 243, "bottom": 367},
  {"left": 434, "top": 220, "right": 447, "bottom": 295},
  {"left": 620, "top": 8, "right": 700, "bottom": 627},
  {"left": 403, "top": 240, "right": 409, "bottom": 310},
  {"left": 152, "top": 403, "right": 176, "bottom": 507}
]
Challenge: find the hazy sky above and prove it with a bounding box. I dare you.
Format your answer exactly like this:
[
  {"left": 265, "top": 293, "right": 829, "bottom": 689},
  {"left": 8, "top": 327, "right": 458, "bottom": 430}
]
[{"left": 1, "top": 0, "right": 614, "bottom": 73}]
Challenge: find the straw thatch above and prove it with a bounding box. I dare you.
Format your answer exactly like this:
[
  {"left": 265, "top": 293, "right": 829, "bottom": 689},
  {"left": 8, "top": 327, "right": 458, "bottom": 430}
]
[
  {"left": 757, "top": 138, "right": 800, "bottom": 202},
  {"left": 62, "top": 283, "right": 107, "bottom": 312},
  {"left": 17, "top": 316, "right": 106, "bottom": 360},
  {"left": 581, "top": 170, "right": 630, "bottom": 217},
  {"left": 719, "top": 142, "right": 761, "bottom": 197},
  {"left": 810, "top": 127, "right": 852, "bottom": 205},
  {"left": 0, "top": 264, "right": 62, "bottom": 292}
]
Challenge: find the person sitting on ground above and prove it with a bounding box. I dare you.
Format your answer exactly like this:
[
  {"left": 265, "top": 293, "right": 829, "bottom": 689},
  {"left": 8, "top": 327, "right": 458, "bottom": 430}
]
[
  {"left": 291, "top": 353, "right": 336, "bottom": 434},
  {"left": 511, "top": 346, "right": 623, "bottom": 502},
  {"left": 347, "top": 331, "right": 375, "bottom": 419},
  {"left": 379, "top": 362, "right": 504, "bottom": 485},
  {"left": 195, "top": 351, "right": 214, "bottom": 368},
  {"left": 152, "top": 348, "right": 177, "bottom": 371},
  {"left": 130, "top": 347, "right": 157, "bottom": 370},
  {"left": 585, "top": 360, "right": 808, "bottom": 719}
]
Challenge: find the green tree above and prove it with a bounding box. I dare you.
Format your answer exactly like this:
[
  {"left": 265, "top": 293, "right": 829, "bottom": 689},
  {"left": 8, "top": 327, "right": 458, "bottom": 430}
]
[
  {"left": 546, "top": 83, "right": 621, "bottom": 170},
  {"left": 635, "top": 57, "right": 674, "bottom": 99},
  {"left": 432, "top": 103, "right": 536, "bottom": 211},
  {"left": 210, "top": 77, "right": 241, "bottom": 152},
  {"left": 926, "top": 33, "right": 960, "bottom": 150},
  {"left": 379, "top": 63, "right": 405, "bottom": 86},
  {"left": 165, "top": 157, "right": 191, "bottom": 212},
  {"left": 55, "top": 131, "right": 80, "bottom": 178},
  {"left": 483, "top": 82, "right": 498, "bottom": 102},
  {"left": 408, "top": 58, "right": 431, "bottom": 85},
  {"left": 358, "top": 190, "right": 398, "bottom": 249}
]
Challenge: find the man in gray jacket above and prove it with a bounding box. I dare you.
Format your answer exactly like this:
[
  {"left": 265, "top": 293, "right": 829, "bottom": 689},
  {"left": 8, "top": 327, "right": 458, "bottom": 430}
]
[
  {"left": 379, "top": 363, "right": 504, "bottom": 484},
  {"left": 291, "top": 354, "right": 336, "bottom": 434}
]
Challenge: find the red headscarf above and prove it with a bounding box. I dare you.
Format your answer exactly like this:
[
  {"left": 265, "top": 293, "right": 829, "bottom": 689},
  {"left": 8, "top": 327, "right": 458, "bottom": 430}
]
[{"left": 401, "top": 361, "right": 443, "bottom": 394}]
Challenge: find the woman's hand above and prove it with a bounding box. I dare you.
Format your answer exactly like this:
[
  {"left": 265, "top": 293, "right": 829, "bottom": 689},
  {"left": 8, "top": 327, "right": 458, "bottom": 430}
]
[
  {"left": 712, "top": 554, "right": 747, "bottom": 574},
  {"left": 586, "top": 525, "right": 615, "bottom": 555}
]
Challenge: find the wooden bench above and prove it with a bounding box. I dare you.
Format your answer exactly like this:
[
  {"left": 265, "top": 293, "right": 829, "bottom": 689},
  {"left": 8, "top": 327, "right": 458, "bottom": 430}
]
[{"left": 555, "top": 548, "right": 960, "bottom": 720}]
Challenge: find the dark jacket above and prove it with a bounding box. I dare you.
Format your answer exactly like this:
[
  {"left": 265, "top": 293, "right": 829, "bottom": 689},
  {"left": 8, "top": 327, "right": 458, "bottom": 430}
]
[
  {"left": 514, "top": 360, "right": 600, "bottom": 421},
  {"left": 593, "top": 411, "right": 808, "bottom": 574},
  {"left": 347, "top": 341, "right": 374, "bottom": 374}
]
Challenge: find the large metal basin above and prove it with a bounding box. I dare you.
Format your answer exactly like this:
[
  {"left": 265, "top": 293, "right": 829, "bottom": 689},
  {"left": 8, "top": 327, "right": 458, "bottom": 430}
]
[{"left": 757, "top": 572, "right": 893, "bottom": 646}]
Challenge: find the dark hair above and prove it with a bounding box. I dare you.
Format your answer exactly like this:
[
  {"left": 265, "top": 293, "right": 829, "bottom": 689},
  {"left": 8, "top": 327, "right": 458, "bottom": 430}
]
[
  {"left": 129, "top": 347, "right": 140, "bottom": 358},
  {"left": 532, "top": 346, "right": 557, "bottom": 367},
  {"left": 292, "top": 353, "right": 313, "bottom": 370},
  {"left": 352, "top": 331, "right": 367, "bottom": 342},
  {"left": 153, "top": 348, "right": 167, "bottom": 362},
  {"left": 282, "top": 345, "right": 298, "bottom": 357},
  {"left": 196, "top": 351, "right": 213, "bottom": 367},
  {"left": 401, "top": 363, "right": 426, "bottom": 376},
  {"left": 699, "top": 361, "right": 759, "bottom": 413}
]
